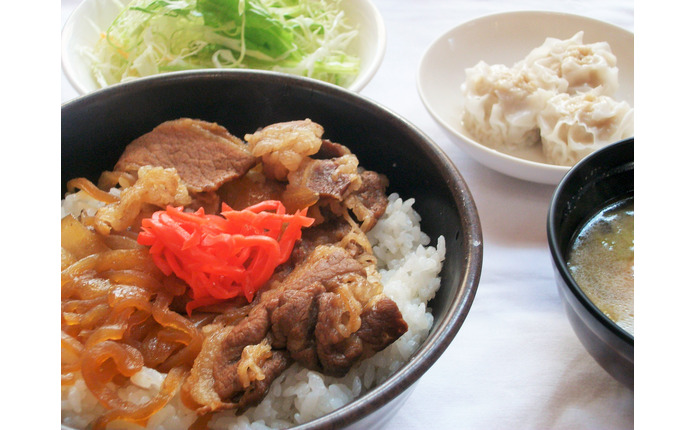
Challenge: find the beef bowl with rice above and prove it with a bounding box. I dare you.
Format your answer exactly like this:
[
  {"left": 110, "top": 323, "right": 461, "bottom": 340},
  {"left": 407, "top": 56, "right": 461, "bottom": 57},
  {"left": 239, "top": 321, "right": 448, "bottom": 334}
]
[{"left": 61, "top": 70, "right": 483, "bottom": 430}]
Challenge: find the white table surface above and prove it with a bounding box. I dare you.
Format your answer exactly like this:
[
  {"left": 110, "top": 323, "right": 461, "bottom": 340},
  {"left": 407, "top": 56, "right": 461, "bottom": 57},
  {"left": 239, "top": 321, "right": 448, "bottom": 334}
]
[{"left": 59, "top": 0, "right": 637, "bottom": 429}]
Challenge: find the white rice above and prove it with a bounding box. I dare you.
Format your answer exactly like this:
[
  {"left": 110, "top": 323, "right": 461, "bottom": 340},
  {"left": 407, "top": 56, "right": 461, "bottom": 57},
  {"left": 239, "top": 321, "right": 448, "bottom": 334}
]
[{"left": 61, "top": 193, "right": 446, "bottom": 429}]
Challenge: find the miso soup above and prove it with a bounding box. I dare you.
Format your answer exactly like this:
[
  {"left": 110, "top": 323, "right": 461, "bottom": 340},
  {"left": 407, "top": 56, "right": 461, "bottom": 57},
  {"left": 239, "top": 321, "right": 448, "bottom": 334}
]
[{"left": 567, "top": 198, "right": 634, "bottom": 335}]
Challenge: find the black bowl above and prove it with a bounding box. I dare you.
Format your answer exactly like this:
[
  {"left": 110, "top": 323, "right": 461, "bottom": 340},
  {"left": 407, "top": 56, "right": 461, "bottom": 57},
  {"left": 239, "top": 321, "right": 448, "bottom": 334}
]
[
  {"left": 547, "top": 138, "right": 634, "bottom": 389},
  {"left": 61, "top": 70, "right": 483, "bottom": 429}
]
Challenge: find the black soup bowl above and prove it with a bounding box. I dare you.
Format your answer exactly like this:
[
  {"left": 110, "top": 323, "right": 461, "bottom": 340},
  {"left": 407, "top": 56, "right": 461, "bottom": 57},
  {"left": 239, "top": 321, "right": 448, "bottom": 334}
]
[
  {"left": 547, "top": 138, "right": 634, "bottom": 389},
  {"left": 61, "top": 70, "right": 483, "bottom": 429}
]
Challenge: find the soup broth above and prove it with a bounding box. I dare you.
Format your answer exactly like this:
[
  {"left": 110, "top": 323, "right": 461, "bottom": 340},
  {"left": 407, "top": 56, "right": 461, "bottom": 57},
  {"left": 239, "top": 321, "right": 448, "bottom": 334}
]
[{"left": 567, "top": 198, "right": 634, "bottom": 335}]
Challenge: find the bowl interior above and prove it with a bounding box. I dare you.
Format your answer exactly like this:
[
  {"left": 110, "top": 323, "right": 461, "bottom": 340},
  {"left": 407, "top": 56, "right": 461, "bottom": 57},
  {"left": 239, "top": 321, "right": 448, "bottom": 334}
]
[
  {"left": 548, "top": 138, "right": 634, "bottom": 343},
  {"left": 61, "top": 0, "right": 121, "bottom": 95},
  {"left": 417, "top": 11, "right": 634, "bottom": 184},
  {"left": 342, "top": 0, "right": 386, "bottom": 91},
  {"left": 61, "top": 0, "right": 385, "bottom": 94},
  {"left": 61, "top": 70, "right": 483, "bottom": 428}
]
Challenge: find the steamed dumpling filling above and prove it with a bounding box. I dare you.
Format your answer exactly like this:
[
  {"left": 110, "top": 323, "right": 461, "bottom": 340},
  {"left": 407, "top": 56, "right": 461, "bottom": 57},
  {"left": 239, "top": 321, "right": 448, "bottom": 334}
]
[{"left": 459, "top": 31, "right": 633, "bottom": 166}]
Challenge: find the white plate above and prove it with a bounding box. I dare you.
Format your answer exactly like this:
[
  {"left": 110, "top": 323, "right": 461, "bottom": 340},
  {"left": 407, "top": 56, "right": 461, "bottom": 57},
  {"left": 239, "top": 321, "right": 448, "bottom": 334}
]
[
  {"left": 61, "top": 0, "right": 386, "bottom": 95},
  {"left": 417, "top": 11, "right": 634, "bottom": 185}
]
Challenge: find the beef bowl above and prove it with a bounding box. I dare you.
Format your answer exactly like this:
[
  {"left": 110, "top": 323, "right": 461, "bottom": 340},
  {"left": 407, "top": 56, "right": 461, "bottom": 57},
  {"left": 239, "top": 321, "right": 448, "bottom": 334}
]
[
  {"left": 547, "top": 138, "right": 633, "bottom": 389},
  {"left": 61, "top": 70, "right": 483, "bottom": 430}
]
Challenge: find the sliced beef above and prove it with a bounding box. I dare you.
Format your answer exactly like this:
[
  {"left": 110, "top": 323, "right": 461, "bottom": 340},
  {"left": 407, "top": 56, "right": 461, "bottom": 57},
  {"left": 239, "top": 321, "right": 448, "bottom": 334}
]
[
  {"left": 234, "top": 349, "right": 290, "bottom": 412},
  {"left": 354, "top": 171, "right": 389, "bottom": 218},
  {"left": 114, "top": 118, "right": 257, "bottom": 193},
  {"left": 282, "top": 155, "right": 361, "bottom": 213},
  {"left": 211, "top": 305, "right": 272, "bottom": 401},
  {"left": 283, "top": 156, "right": 388, "bottom": 233},
  {"left": 270, "top": 283, "right": 325, "bottom": 369},
  {"left": 184, "top": 245, "right": 408, "bottom": 413},
  {"left": 274, "top": 246, "right": 366, "bottom": 376},
  {"left": 315, "top": 292, "right": 365, "bottom": 376},
  {"left": 284, "top": 245, "right": 367, "bottom": 292},
  {"left": 188, "top": 190, "right": 221, "bottom": 214},
  {"left": 344, "top": 170, "right": 389, "bottom": 232},
  {"left": 218, "top": 168, "right": 284, "bottom": 210},
  {"left": 276, "top": 246, "right": 407, "bottom": 376},
  {"left": 314, "top": 139, "right": 352, "bottom": 159},
  {"left": 212, "top": 347, "right": 290, "bottom": 414},
  {"left": 311, "top": 139, "right": 387, "bottom": 219},
  {"left": 295, "top": 156, "right": 360, "bottom": 200},
  {"left": 357, "top": 296, "right": 409, "bottom": 355},
  {"left": 289, "top": 216, "right": 353, "bottom": 266}
]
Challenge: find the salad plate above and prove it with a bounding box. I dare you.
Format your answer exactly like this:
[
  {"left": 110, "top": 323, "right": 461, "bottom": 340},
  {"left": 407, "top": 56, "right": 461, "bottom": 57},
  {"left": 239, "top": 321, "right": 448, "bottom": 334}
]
[
  {"left": 61, "top": 0, "right": 386, "bottom": 95},
  {"left": 417, "top": 11, "right": 634, "bottom": 184}
]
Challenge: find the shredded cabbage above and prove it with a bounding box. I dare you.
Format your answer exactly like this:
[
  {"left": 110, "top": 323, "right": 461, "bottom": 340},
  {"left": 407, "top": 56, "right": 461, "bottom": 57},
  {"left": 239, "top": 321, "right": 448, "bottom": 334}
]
[{"left": 85, "top": 0, "right": 361, "bottom": 88}]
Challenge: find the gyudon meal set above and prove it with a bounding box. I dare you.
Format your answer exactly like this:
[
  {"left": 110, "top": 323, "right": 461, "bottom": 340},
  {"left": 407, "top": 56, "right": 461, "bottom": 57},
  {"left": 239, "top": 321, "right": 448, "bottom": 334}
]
[{"left": 61, "top": 1, "right": 633, "bottom": 429}]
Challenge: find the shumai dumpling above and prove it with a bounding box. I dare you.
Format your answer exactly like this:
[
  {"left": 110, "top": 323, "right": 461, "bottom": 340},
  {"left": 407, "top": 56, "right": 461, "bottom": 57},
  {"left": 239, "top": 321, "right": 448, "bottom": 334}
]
[
  {"left": 521, "top": 31, "right": 619, "bottom": 96},
  {"left": 538, "top": 90, "right": 633, "bottom": 166},
  {"left": 460, "top": 61, "right": 564, "bottom": 149}
]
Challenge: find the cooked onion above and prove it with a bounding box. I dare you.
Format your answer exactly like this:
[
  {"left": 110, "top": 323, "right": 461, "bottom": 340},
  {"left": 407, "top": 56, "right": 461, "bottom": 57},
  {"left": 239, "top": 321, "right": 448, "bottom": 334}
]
[
  {"left": 66, "top": 177, "right": 120, "bottom": 204},
  {"left": 61, "top": 176, "right": 204, "bottom": 428},
  {"left": 237, "top": 338, "right": 273, "bottom": 388}
]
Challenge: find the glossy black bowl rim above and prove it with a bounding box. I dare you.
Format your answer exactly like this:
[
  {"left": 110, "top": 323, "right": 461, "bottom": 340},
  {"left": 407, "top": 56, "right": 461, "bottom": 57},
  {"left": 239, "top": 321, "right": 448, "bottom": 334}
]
[
  {"left": 62, "top": 69, "right": 484, "bottom": 429},
  {"left": 547, "top": 137, "right": 634, "bottom": 346}
]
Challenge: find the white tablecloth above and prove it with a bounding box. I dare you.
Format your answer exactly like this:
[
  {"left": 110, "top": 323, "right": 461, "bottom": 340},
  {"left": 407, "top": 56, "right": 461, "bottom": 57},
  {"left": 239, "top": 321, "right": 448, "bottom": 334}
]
[{"left": 60, "top": 0, "right": 635, "bottom": 428}]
